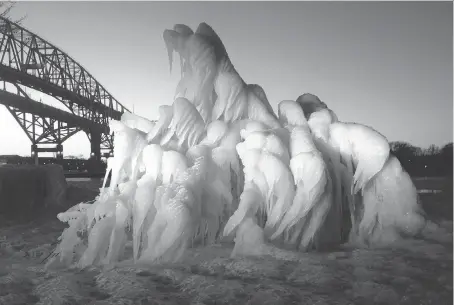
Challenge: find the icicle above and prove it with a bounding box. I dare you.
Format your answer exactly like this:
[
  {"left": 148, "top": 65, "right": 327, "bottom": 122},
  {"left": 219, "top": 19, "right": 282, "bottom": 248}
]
[{"left": 163, "top": 29, "right": 182, "bottom": 73}]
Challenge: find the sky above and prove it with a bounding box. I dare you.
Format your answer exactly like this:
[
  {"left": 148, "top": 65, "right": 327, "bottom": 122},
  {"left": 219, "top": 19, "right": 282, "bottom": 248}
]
[{"left": 0, "top": 1, "right": 452, "bottom": 158}]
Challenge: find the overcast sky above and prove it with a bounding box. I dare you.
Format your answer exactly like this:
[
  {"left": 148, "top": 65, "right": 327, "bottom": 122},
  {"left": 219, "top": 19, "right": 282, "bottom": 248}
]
[{"left": 0, "top": 1, "right": 452, "bottom": 157}]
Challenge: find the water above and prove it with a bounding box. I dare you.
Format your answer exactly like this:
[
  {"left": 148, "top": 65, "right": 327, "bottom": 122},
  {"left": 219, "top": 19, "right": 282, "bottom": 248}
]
[
  {"left": 66, "top": 178, "right": 93, "bottom": 182},
  {"left": 418, "top": 190, "right": 443, "bottom": 194}
]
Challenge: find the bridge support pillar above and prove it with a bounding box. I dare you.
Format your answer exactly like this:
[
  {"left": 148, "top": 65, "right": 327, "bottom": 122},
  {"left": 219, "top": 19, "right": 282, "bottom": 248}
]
[
  {"left": 90, "top": 131, "right": 101, "bottom": 161},
  {"left": 56, "top": 144, "right": 64, "bottom": 162},
  {"left": 31, "top": 144, "right": 39, "bottom": 165}
]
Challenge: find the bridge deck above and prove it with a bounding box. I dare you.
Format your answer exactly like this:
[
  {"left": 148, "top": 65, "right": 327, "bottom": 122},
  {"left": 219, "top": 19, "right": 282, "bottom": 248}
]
[
  {"left": 0, "top": 90, "right": 107, "bottom": 132},
  {"left": 0, "top": 65, "right": 123, "bottom": 121}
]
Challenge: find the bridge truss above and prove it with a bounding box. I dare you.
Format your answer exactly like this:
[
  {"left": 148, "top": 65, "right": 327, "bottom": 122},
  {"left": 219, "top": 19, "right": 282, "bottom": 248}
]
[{"left": 0, "top": 16, "right": 130, "bottom": 160}]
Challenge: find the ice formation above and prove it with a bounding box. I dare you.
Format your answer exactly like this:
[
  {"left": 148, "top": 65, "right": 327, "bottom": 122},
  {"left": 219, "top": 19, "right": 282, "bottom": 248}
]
[
  {"left": 47, "top": 22, "right": 427, "bottom": 269},
  {"left": 270, "top": 100, "right": 335, "bottom": 251}
]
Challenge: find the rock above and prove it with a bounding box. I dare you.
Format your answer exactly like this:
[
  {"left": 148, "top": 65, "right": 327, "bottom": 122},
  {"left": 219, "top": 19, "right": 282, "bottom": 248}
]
[
  {"left": 0, "top": 164, "right": 47, "bottom": 219},
  {"left": 0, "top": 164, "right": 67, "bottom": 220}
]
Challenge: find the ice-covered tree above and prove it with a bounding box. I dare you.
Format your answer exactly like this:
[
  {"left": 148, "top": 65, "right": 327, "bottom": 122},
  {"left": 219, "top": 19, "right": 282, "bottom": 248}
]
[{"left": 46, "top": 22, "right": 428, "bottom": 270}]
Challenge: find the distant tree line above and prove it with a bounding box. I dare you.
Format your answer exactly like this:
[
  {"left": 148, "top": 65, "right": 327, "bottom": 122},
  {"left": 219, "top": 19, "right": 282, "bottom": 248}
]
[{"left": 390, "top": 142, "right": 453, "bottom": 177}]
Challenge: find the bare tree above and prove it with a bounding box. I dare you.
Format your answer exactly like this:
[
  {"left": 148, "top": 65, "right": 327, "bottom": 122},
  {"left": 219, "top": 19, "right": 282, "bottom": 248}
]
[
  {"left": 390, "top": 141, "right": 421, "bottom": 158},
  {"left": 441, "top": 142, "right": 453, "bottom": 168},
  {"left": 0, "top": 1, "right": 26, "bottom": 24},
  {"left": 441, "top": 142, "right": 453, "bottom": 155},
  {"left": 425, "top": 144, "right": 441, "bottom": 156}
]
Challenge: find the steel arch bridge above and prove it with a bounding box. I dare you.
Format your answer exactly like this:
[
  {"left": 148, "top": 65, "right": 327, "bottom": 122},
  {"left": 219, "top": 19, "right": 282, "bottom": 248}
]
[{"left": 0, "top": 16, "right": 130, "bottom": 162}]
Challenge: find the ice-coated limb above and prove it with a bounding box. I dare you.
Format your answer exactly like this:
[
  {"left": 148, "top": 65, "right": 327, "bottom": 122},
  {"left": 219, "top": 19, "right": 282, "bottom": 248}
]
[
  {"left": 298, "top": 189, "right": 332, "bottom": 251},
  {"left": 103, "top": 201, "right": 129, "bottom": 264},
  {"left": 140, "top": 213, "right": 167, "bottom": 261},
  {"left": 78, "top": 215, "right": 115, "bottom": 268},
  {"left": 133, "top": 178, "right": 157, "bottom": 260}
]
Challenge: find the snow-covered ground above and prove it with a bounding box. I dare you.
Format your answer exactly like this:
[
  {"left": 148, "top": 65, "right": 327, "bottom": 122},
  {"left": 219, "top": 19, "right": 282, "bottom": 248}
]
[
  {"left": 0, "top": 179, "right": 452, "bottom": 305},
  {"left": 0, "top": 222, "right": 452, "bottom": 305}
]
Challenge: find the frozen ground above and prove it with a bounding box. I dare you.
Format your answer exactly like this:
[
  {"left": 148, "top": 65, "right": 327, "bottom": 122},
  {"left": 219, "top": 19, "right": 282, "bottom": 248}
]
[{"left": 0, "top": 179, "right": 452, "bottom": 305}]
